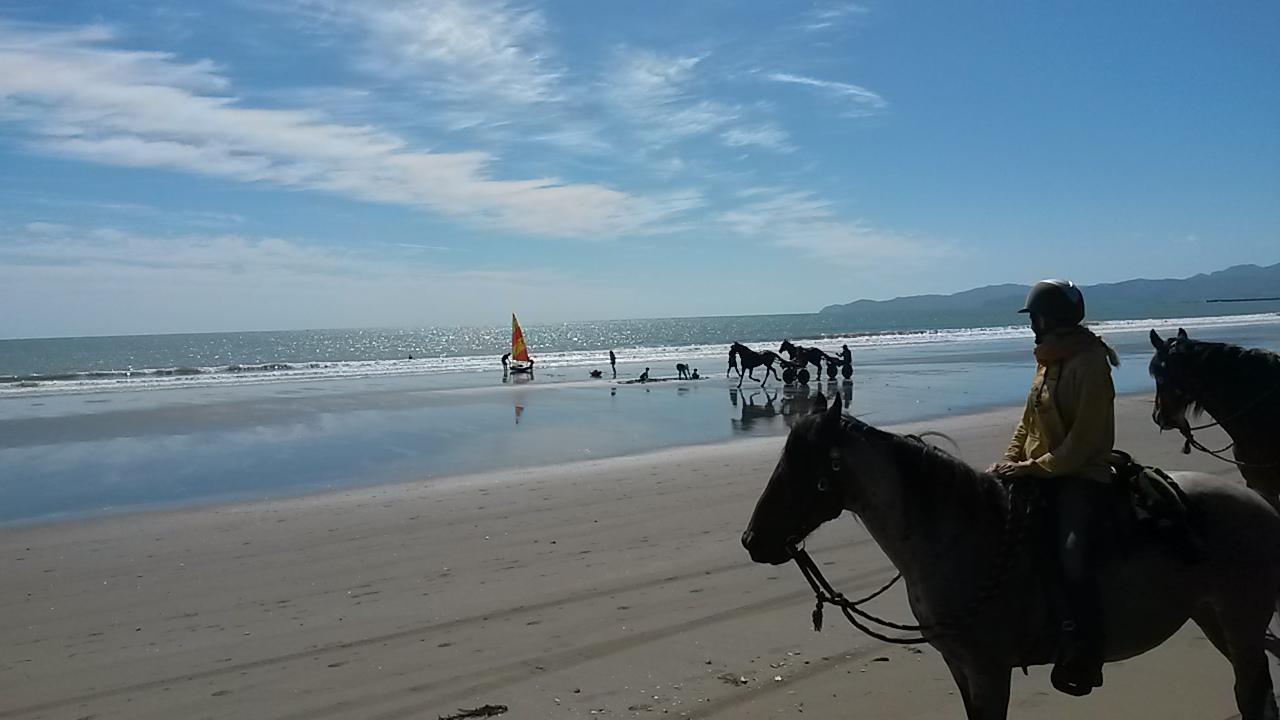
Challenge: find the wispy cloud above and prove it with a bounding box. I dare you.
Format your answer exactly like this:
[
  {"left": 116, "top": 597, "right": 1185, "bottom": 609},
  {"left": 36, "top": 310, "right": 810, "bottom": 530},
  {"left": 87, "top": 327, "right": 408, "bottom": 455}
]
[
  {"left": 720, "top": 190, "right": 950, "bottom": 266},
  {"left": 763, "top": 71, "right": 887, "bottom": 117},
  {"left": 798, "top": 2, "right": 871, "bottom": 32},
  {"left": 293, "top": 0, "right": 562, "bottom": 108},
  {"left": 607, "top": 49, "right": 792, "bottom": 153},
  {"left": 608, "top": 51, "right": 738, "bottom": 143},
  {"left": 0, "top": 23, "right": 694, "bottom": 239},
  {"left": 721, "top": 125, "right": 794, "bottom": 153}
]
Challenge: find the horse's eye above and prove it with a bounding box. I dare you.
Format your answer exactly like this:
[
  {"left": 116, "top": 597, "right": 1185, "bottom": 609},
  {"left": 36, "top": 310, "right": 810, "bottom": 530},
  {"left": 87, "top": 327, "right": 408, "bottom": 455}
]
[{"left": 816, "top": 476, "right": 829, "bottom": 492}]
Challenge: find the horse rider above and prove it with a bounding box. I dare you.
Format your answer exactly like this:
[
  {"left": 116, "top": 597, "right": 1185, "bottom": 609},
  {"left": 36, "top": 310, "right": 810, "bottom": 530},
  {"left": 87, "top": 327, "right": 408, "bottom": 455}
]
[{"left": 987, "top": 279, "right": 1120, "bottom": 697}]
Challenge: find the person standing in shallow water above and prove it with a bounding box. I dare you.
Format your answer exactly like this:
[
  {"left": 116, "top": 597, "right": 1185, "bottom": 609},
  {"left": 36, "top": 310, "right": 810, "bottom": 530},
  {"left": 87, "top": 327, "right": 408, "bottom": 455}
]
[
  {"left": 609, "top": 350, "right": 617, "bottom": 378},
  {"left": 987, "top": 279, "right": 1120, "bottom": 698},
  {"left": 501, "top": 352, "right": 510, "bottom": 377}
]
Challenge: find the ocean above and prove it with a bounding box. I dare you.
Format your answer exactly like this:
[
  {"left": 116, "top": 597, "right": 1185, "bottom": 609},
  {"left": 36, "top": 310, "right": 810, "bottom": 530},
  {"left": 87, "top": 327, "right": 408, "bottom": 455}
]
[
  {"left": 5, "top": 312, "right": 1280, "bottom": 397},
  {"left": 3, "top": 311, "right": 1279, "bottom": 526}
]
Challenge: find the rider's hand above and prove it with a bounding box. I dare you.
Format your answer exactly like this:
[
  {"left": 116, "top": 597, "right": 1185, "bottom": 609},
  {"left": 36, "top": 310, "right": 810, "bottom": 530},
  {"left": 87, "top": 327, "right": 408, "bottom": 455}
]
[{"left": 988, "top": 461, "right": 1032, "bottom": 477}]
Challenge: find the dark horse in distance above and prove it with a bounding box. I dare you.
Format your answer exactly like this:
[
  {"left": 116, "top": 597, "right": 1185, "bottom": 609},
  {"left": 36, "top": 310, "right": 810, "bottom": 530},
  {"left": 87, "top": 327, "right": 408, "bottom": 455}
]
[
  {"left": 779, "top": 340, "right": 840, "bottom": 375},
  {"left": 727, "top": 342, "right": 783, "bottom": 387},
  {"left": 1149, "top": 328, "right": 1280, "bottom": 498},
  {"left": 743, "top": 393, "right": 1280, "bottom": 720}
]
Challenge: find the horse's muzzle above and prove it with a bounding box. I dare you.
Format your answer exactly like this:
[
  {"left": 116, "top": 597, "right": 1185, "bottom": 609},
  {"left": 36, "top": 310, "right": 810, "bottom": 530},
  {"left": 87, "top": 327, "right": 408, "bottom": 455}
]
[{"left": 741, "top": 529, "right": 791, "bottom": 565}]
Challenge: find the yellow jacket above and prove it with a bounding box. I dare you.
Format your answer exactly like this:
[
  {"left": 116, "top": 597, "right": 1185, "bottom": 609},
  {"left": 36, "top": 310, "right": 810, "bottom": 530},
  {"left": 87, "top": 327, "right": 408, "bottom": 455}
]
[{"left": 1003, "top": 327, "right": 1118, "bottom": 482}]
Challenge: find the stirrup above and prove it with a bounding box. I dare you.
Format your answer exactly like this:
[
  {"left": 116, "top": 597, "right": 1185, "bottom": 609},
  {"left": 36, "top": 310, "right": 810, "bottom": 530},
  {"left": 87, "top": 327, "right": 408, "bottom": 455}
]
[
  {"left": 1052, "top": 624, "right": 1103, "bottom": 697},
  {"left": 1051, "top": 662, "right": 1103, "bottom": 697}
]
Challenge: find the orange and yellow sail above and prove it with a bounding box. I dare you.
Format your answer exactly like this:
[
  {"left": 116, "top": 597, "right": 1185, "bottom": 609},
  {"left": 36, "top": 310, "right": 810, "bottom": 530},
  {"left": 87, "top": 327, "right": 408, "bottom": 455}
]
[{"left": 510, "top": 314, "right": 531, "bottom": 363}]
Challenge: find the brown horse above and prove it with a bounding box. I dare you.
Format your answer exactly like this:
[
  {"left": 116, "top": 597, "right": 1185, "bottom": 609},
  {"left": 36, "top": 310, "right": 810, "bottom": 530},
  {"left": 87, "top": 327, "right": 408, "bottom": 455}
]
[
  {"left": 1149, "top": 328, "right": 1280, "bottom": 497},
  {"left": 743, "top": 393, "right": 1280, "bottom": 719}
]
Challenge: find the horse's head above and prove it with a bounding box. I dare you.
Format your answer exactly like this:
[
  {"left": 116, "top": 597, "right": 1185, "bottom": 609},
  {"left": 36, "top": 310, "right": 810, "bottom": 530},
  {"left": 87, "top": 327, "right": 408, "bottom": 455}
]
[
  {"left": 742, "top": 393, "right": 900, "bottom": 564},
  {"left": 780, "top": 340, "right": 794, "bottom": 355},
  {"left": 1149, "top": 327, "right": 1201, "bottom": 431}
]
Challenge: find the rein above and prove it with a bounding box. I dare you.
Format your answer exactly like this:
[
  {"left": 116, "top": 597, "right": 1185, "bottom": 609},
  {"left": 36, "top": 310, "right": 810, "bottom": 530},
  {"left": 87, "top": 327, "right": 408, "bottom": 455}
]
[{"left": 788, "top": 440, "right": 1033, "bottom": 645}]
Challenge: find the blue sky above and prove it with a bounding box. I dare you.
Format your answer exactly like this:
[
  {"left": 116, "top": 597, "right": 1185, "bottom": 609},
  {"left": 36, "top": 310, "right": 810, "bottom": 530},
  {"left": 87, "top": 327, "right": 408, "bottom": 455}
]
[{"left": 0, "top": 1, "right": 1276, "bottom": 337}]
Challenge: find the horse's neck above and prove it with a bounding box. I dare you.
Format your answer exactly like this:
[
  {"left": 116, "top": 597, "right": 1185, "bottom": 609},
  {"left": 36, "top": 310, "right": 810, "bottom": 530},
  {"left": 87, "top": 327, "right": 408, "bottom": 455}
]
[
  {"left": 851, "top": 449, "right": 1005, "bottom": 623},
  {"left": 1195, "top": 368, "right": 1268, "bottom": 439}
]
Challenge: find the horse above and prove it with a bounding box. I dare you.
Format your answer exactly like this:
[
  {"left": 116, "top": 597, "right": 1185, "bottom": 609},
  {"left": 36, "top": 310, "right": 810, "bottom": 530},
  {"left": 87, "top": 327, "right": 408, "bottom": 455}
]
[
  {"left": 779, "top": 340, "right": 840, "bottom": 374},
  {"left": 728, "top": 342, "right": 783, "bottom": 387},
  {"left": 1149, "top": 328, "right": 1280, "bottom": 498},
  {"left": 743, "top": 393, "right": 1280, "bottom": 720}
]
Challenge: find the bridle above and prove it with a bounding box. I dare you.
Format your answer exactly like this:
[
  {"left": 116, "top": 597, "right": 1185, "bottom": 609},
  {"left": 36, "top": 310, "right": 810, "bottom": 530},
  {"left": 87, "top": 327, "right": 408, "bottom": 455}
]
[
  {"left": 784, "top": 431, "right": 1031, "bottom": 645},
  {"left": 1154, "top": 363, "right": 1280, "bottom": 469}
]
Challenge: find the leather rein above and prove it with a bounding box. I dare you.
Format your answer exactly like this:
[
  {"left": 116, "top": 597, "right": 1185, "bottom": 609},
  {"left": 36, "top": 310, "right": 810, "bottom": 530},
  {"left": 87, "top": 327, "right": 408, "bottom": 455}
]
[{"left": 787, "top": 438, "right": 1031, "bottom": 645}]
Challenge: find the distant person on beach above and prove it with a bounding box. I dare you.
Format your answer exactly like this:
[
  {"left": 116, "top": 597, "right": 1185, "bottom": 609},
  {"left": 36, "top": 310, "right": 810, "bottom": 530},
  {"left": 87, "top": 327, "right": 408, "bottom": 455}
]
[
  {"left": 501, "top": 352, "right": 510, "bottom": 374},
  {"left": 986, "top": 279, "right": 1119, "bottom": 697},
  {"left": 589, "top": 369, "right": 603, "bottom": 378},
  {"left": 676, "top": 363, "right": 690, "bottom": 379},
  {"left": 691, "top": 368, "right": 700, "bottom": 379},
  {"left": 609, "top": 350, "right": 617, "bottom": 377},
  {"left": 639, "top": 367, "right": 650, "bottom": 383}
]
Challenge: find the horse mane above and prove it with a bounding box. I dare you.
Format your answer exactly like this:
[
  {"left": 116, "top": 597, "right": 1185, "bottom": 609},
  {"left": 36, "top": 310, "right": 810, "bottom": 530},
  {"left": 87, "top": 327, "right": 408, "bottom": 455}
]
[
  {"left": 837, "top": 416, "right": 1007, "bottom": 525},
  {"left": 1159, "top": 338, "right": 1280, "bottom": 418}
]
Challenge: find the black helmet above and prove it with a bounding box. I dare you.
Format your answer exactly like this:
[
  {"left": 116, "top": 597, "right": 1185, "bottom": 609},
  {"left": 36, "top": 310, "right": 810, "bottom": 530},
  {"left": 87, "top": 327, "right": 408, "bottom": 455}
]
[{"left": 1019, "top": 279, "right": 1085, "bottom": 324}]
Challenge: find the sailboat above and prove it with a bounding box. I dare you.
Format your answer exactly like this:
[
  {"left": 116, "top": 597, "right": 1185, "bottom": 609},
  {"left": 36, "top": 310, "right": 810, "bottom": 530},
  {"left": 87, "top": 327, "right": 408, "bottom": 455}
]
[{"left": 509, "top": 313, "right": 534, "bottom": 374}]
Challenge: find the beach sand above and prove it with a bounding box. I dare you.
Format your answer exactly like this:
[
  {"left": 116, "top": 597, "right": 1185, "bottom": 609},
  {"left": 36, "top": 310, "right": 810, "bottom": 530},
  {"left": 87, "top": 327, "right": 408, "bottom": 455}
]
[{"left": 0, "top": 394, "right": 1267, "bottom": 719}]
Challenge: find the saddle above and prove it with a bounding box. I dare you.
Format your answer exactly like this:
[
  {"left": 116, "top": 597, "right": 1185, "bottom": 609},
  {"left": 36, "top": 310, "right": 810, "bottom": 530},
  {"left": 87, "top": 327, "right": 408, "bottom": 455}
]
[{"left": 1107, "top": 450, "right": 1203, "bottom": 560}]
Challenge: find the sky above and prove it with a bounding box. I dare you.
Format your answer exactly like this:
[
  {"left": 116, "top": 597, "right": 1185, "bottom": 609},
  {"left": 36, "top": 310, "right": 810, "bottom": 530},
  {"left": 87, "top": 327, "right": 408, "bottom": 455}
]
[{"left": 0, "top": 1, "right": 1277, "bottom": 338}]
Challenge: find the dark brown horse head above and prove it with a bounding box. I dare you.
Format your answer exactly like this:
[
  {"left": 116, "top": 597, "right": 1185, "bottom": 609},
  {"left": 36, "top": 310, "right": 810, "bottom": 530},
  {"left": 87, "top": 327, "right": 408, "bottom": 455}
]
[
  {"left": 742, "top": 392, "right": 856, "bottom": 564},
  {"left": 1149, "top": 327, "right": 1197, "bottom": 431}
]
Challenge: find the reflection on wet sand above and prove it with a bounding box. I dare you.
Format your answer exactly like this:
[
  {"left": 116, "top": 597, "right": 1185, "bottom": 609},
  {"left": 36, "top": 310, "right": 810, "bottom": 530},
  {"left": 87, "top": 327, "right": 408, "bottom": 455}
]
[
  {"left": 729, "top": 379, "right": 856, "bottom": 434},
  {"left": 729, "top": 387, "right": 778, "bottom": 432}
]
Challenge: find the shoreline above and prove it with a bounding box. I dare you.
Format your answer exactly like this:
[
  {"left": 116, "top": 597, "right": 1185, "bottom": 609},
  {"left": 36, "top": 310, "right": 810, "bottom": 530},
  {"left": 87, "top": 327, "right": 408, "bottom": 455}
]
[
  {"left": 0, "top": 393, "right": 1044, "bottom": 532},
  {"left": 6, "top": 319, "right": 1279, "bottom": 527}
]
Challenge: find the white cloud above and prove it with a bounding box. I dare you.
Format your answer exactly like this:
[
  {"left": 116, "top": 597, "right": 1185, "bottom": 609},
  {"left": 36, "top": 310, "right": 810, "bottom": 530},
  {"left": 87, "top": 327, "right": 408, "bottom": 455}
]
[
  {"left": 297, "top": 0, "right": 563, "bottom": 108},
  {"left": 608, "top": 51, "right": 737, "bottom": 142},
  {"left": 720, "top": 190, "right": 950, "bottom": 266},
  {"left": 0, "top": 23, "right": 693, "bottom": 239},
  {"left": 763, "top": 71, "right": 887, "bottom": 117},
  {"left": 607, "top": 49, "right": 792, "bottom": 153},
  {"left": 799, "top": 2, "right": 871, "bottom": 31},
  {"left": 720, "top": 124, "right": 794, "bottom": 153}
]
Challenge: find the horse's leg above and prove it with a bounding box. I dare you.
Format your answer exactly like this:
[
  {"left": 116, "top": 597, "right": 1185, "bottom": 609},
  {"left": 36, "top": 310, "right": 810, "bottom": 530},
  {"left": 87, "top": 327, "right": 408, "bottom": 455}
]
[
  {"left": 958, "top": 663, "right": 1011, "bottom": 720},
  {"left": 941, "top": 655, "right": 975, "bottom": 717},
  {"left": 1214, "top": 601, "right": 1279, "bottom": 720}
]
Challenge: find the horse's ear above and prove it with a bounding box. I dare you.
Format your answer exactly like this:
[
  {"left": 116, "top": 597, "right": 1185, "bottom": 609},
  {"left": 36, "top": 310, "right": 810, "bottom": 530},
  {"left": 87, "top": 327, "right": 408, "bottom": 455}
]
[
  {"left": 1176, "top": 327, "right": 1189, "bottom": 341},
  {"left": 810, "top": 392, "right": 827, "bottom": 414},
  {"left": 1150, "top": 329, "right": 1164, "bottom": 351},
  {"left": 820, "top": 393, "right": 843, "bottom": 433}
]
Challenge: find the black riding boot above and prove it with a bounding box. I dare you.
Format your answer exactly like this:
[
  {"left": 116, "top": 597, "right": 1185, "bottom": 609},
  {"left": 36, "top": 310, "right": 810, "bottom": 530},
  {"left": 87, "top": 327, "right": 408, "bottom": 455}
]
[
  {"left": 1051, "top": 579, "right": 1104, "bottom": 696},
  {"left": 1051, "top": 480, "right": 1104, "bottom": 697}
]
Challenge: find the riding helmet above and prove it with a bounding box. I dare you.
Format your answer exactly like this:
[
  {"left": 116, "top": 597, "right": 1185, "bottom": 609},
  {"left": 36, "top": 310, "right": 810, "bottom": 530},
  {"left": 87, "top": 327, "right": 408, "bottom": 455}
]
[{"left": 1019, "top": 279, "right": 1085, "bottom": 325}]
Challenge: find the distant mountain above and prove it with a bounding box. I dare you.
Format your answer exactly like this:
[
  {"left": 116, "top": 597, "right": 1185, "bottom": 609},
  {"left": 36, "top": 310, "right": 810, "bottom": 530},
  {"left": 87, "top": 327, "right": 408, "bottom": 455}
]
[{"left": 819, "top": 263, "right": 1280, "bottom": 330}]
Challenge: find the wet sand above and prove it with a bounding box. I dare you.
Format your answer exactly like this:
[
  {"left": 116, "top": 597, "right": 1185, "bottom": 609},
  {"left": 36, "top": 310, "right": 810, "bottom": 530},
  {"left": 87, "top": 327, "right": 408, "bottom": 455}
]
[{"left": 0, "top": 394, "right": 1269, "bottom": 719}]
